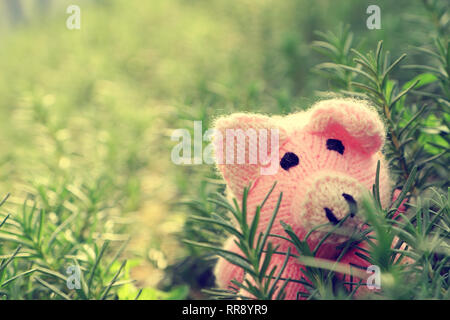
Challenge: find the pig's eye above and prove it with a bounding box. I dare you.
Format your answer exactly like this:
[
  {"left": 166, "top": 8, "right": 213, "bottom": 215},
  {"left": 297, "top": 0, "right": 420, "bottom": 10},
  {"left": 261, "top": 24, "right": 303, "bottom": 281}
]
[
  {"left": 326, "top": 139, "right": 345, "bottom": 155},
  {"left": 280, "top": 152, "right": 299, "bottom": 171}
]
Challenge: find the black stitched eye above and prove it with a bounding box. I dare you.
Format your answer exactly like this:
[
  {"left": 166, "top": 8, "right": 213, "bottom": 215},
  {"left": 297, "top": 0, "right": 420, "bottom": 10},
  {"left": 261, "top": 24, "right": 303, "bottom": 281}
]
[
  {"left": 280, "top": 152, "right": 299, "bottom": 171},
  {"left": 326, "top": 139, "right": 345, "bottom": 155}
]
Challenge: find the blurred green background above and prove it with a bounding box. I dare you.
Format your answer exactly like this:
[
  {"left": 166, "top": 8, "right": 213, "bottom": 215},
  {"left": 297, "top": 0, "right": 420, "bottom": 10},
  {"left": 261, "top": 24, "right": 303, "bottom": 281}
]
[{"left": 0, "top": 0, "right": 447, "bottom": 299}]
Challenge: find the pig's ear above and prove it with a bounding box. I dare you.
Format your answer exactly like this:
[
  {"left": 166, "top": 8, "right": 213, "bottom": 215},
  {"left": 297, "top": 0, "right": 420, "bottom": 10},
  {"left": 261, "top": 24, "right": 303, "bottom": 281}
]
[
  {"left": 213, "top": 113, "right": 287, "bottom": 198},
  {"left": 304, "top": 99, "right": 386, "bottom": 155}
]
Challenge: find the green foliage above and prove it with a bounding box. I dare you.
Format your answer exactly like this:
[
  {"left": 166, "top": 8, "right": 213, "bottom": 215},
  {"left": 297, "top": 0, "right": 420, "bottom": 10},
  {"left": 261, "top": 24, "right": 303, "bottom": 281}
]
[
  {"left": 0, "top": 0, "right": 448, "bottom": 300},
  {"left": 0, "top": 0, "right": 159, "bottom": 299},
  {"left": 186, "top": 183, "right": 293, "bottom": 300},
  {"left": 0, "top": 188, "right": 132, "bottom": 299}
]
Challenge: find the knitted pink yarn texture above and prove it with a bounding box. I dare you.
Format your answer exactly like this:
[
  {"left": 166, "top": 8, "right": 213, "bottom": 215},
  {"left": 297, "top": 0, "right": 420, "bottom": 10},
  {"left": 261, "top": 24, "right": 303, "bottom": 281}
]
[{"left": 213, "top": 98, "right": 393, "bottom": 299}]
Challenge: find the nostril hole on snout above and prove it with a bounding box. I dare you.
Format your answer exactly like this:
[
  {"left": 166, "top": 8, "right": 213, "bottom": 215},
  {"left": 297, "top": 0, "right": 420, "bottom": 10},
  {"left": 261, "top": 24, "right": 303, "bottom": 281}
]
[
  {"left": 342, "top": 193, "right": 356, "bottom": 203},
  {"left": 342, "top": 193, "right": 358, "bottom": 217},
  {"left": 324, "top": 208, "right": 340, "bottom": 225}
]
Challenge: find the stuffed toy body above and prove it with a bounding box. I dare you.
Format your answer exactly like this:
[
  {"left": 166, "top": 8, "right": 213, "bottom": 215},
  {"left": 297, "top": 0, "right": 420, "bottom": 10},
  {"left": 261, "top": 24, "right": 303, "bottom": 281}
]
[{"left": 213, "top": 99, "right": 393, "bottom": 299}]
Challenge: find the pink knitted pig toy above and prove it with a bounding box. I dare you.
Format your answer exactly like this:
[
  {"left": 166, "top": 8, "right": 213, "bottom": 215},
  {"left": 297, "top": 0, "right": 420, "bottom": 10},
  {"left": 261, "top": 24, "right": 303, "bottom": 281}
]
[{"left": 213, "top": 98, "right": 392, "bottom": 299}]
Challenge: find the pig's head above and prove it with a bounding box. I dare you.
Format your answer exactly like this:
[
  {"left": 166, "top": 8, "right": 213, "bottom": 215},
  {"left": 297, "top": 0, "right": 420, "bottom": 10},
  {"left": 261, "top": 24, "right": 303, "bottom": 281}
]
[{"left": 213, "top": 99, "right": 392, "bottom": 245}]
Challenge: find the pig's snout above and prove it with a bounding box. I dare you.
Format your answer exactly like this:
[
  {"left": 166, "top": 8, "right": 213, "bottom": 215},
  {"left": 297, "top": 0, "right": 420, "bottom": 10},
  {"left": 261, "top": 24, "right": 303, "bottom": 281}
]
[{"left": 292, "top": 172, "right": 368, "bottom": 232}]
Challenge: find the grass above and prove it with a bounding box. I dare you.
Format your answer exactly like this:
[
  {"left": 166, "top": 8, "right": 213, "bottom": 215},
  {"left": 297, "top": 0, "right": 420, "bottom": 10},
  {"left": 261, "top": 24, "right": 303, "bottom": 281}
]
[{"left": 0, "top": 0, "right": 448, "bottom": 299}]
